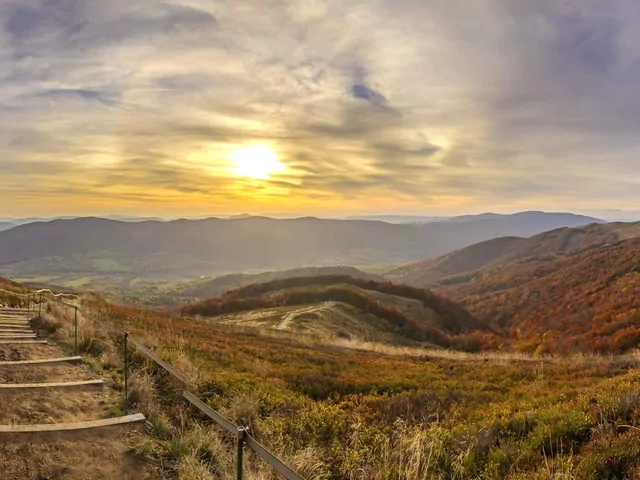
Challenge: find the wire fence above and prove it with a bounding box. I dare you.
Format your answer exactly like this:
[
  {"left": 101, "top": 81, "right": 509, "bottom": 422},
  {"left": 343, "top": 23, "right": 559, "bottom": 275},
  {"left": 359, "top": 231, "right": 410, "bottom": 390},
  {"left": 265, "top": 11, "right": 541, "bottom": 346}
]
[{"left": 2, "top": 289, "right": 306, "bottom": 480}]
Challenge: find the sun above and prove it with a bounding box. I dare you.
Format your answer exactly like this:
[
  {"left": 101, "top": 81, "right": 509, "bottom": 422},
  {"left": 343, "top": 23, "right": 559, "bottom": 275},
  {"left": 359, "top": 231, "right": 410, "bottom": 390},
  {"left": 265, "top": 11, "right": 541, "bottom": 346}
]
[{"left": 230, "top": 145, "right": 285, "bottom": 179}]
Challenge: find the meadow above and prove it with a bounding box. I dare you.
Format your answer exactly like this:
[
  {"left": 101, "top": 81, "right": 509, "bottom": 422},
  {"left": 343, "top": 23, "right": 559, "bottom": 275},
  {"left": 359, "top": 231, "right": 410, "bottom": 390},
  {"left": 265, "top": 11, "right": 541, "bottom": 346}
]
[{"left": 46, "top": 296, "right": 640, "bottom": 479}]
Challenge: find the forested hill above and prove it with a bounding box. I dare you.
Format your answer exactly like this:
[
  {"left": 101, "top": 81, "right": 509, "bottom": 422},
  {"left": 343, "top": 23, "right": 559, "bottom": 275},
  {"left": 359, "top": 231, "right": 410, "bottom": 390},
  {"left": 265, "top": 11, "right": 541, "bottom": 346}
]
[{"left": 435, "top": 237, "right": 640, "bottom": 354}]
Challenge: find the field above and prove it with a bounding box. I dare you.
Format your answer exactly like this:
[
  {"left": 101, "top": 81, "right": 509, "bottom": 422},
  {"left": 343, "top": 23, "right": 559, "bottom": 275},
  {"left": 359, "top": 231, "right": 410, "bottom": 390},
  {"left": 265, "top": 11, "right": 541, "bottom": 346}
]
[{"left": 76, "top": 298, "right": 640, "bottom": 479}]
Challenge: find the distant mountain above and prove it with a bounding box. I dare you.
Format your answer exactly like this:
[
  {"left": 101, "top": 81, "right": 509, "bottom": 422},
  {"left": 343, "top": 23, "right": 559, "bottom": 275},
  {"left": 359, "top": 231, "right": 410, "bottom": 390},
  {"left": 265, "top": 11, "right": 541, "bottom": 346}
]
[
  {"left": 345, "top": 215, "right": 447, "bottom": 224},
  {"left": 391, "top": 221, "right": 638, "bottom": 287},
  {"left": 0, "top": 212, "right": 601, "bottom": 277},
  {"left": 105, "top": 215, "right": 166, "bottom": 222},
  {"left": 345, "top": 211, "right": 600, "bottom": 225},
  {"left": 0, "top": 222, "right": 15, "bottom": 232},
  {"left": 171, "top": 266, "right": 384, "bottom": 299},
  {"left": 441, "top": 213, "right": 504, "bottom": 223},
  {"left": 433, "top": 237, "right": 640, "bottom": 354}
]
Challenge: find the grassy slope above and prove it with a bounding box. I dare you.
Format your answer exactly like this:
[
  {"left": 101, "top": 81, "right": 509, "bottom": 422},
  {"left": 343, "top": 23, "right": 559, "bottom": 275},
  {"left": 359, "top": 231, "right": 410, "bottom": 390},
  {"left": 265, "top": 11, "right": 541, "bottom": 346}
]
[
  {"left": 204, "top": 301, "right": 427, "bottom": 347},
  {"left": 0, "top": 276, "right": 29, "bottom": 306},
  {"left": 87, "top": 298, "right": 640, "bottom": 479}
]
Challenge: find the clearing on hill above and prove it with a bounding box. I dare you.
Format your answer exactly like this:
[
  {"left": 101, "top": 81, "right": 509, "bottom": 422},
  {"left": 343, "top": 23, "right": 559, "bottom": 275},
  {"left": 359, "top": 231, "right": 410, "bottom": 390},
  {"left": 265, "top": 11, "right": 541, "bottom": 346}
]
[{"left": 182, "top": 274, "right": 497, "bottom": 350}]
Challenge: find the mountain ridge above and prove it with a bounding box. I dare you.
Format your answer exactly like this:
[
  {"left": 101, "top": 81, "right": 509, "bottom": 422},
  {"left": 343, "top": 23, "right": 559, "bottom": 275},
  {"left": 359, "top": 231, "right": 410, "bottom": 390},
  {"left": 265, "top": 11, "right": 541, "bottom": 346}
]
[
  {"left": 0, "top": 212, "right": 601, "bottom": 277},
  {"left": 392, "top": 221, "right": 640, "bottom": 287}
]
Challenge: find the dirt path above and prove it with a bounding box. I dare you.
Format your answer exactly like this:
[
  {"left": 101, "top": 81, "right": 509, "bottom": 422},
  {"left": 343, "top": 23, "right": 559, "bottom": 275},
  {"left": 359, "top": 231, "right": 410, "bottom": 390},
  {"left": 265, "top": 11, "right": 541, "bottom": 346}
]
[
  {"left": 0, "top": 309, "right": 159, "bottom": 480},
  {"left": 276, "top": 302, "right": 336, "bottom": 330}
]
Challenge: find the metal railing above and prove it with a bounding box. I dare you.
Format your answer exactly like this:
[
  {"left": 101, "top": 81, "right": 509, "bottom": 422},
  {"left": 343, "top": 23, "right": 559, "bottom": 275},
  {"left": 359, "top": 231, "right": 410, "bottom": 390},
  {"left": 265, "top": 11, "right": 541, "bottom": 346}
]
[{"left": 41, "top": 293, "right": 306, "bottom": 480}]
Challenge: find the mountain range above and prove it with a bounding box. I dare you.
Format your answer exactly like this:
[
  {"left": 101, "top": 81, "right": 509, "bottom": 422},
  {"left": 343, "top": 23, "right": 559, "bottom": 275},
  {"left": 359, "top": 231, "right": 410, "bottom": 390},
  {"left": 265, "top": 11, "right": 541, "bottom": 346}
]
[{"left": 0, "top": 212, "right": 600, "bottom": 277}]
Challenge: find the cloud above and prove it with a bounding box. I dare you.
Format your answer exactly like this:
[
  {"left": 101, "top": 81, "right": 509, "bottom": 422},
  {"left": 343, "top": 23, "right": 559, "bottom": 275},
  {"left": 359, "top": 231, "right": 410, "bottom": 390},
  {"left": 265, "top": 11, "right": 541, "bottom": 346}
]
[{"left": 1, "top": 0, "right": 640, "bottom": 216}]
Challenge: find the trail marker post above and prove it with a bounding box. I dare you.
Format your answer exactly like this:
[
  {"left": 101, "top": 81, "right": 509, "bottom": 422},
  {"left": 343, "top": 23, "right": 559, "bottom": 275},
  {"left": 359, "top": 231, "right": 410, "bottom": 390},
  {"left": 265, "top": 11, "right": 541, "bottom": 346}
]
[
  {"left": 74, "top": 307, "right": 78, "bottom": 355},
  {"left": 124, "top": 331, "right": 129, "bottom": 415},
  {"left": 237, "top": 426, "right": 247, "bottom": 480}
]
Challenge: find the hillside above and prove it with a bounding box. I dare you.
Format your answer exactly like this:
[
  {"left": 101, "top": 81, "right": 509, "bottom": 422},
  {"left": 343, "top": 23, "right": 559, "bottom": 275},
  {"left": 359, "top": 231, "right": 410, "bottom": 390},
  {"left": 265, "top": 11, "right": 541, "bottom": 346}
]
[
  {"left": 82, "top": 290, "right": 640, "bottom": 479},
  {"left": 169, "top": 266, "right": 384, "bottom": 300},
  {"left": 0, "top": 276, "right": 29, "bottom": 307},
  {"left": 434, "top": 237, "right": 640, "bottom": 354},
  {"left": 392, "top": 221, "right": 640, "bottom": 287},
  {"left": 0, "top": 213, "right": 600, "bottom": 279},
  {"left": 182, "top": 275, "right": 497, "bottom": 350}
]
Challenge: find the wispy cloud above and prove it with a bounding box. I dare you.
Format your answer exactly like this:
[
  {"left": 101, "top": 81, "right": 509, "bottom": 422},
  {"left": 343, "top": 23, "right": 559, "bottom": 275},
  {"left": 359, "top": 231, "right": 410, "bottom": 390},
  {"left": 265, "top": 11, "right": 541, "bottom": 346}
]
[{"left": 1, "top": 0, "right": 640, "bottom": 216}]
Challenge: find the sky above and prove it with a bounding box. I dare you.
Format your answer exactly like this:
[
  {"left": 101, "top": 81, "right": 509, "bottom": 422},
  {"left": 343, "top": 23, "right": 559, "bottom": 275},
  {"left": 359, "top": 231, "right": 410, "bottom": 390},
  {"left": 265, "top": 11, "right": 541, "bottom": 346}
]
[{"left": 1, "top": 0, "right": 640, "bottom": 218}]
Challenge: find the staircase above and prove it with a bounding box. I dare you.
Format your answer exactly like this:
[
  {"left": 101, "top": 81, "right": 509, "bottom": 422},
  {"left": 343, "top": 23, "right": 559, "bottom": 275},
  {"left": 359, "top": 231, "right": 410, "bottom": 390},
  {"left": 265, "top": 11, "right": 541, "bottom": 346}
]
[{"left": 0, "top": 307, "right": 155, "bottom": 479}]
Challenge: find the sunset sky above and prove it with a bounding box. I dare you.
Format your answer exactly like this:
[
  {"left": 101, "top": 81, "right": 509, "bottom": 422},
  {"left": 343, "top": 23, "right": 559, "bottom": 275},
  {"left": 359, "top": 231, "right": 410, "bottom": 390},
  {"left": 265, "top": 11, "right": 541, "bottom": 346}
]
[{"left": 1, "top": 0, "right": 640, "bottom": 218}]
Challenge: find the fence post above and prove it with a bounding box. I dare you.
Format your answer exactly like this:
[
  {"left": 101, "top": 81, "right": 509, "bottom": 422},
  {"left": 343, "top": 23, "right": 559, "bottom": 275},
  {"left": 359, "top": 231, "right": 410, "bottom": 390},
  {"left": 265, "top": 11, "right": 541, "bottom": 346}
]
[
  {"left": 74, "top": 307, "right": 79, "bottom": 355},
  {"left": 38, "top": 293, "right": 43, "bottom": 316},
  {"left": 124, "top": 331, "right": 129, "bottom": 415},
  {"left": 237, "top": 427, "right": 247, "bottom": 480}
]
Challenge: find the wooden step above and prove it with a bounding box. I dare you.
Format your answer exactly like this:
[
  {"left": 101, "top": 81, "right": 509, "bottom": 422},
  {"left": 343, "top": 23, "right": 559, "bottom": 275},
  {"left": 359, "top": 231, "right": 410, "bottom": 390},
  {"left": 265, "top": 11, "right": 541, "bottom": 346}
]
[
  {"left": 0, "top": 380, "right": 104, "bottom": 392},
  {"left": 0, "top": 335, "right": 37, "bottom": 339},
  {"left": 0, "top": 340, "right": 47, "bottom": 345},
  {"left": 0, "top": 414, "right": 146, "bottom": 433},
  {"left": 0, "top": 356, "right": 82, "bottom": 367}
]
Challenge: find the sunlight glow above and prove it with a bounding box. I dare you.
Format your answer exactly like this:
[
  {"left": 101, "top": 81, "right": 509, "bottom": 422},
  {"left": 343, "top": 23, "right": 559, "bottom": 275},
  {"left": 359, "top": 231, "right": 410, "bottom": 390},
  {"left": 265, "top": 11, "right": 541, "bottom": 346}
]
[{"left": 230, "top": 146, "right": 285, "bottom": 179}]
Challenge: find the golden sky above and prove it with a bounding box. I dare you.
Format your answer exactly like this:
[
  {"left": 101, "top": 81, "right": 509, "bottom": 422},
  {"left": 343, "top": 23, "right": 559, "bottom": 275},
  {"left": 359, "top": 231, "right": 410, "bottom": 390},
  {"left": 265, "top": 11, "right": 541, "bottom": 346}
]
[{"left": 1, "top": 0, "right": 640, "bottom": 218}]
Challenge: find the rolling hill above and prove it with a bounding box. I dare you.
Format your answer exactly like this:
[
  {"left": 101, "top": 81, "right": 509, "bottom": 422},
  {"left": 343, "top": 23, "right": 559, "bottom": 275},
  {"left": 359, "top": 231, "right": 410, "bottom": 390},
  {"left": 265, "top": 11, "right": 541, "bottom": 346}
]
[
  {"left": 432, "top": 237, "right": 640, "bottom": 354},
  {"left": 391, "top": 221, "right": 640, "bottom": 287},
  {"left": 0, "top": 212, "right": 600, "bottom": 278},
  {"left": 182, "top": 275, "right": 497, "bottom": 350}
]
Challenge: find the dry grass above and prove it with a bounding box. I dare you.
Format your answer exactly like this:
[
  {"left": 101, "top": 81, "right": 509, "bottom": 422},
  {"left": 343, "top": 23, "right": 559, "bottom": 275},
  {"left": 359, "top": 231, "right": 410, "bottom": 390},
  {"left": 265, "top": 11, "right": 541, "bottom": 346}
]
[
  {"left": 129, "top": 371, "right": 157, "bottom": 414},
  {"left": 328, "top": 337, "right": 552, "bottom": 363},
  {"left": 43, "top": 296, "right": 640, "bottom": 480},
  {"left": 287, "top": 447, "right": 331, "bottom": 480},
  {"left": 178, "top": 454, "right": 216, "bottom": 480}
]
